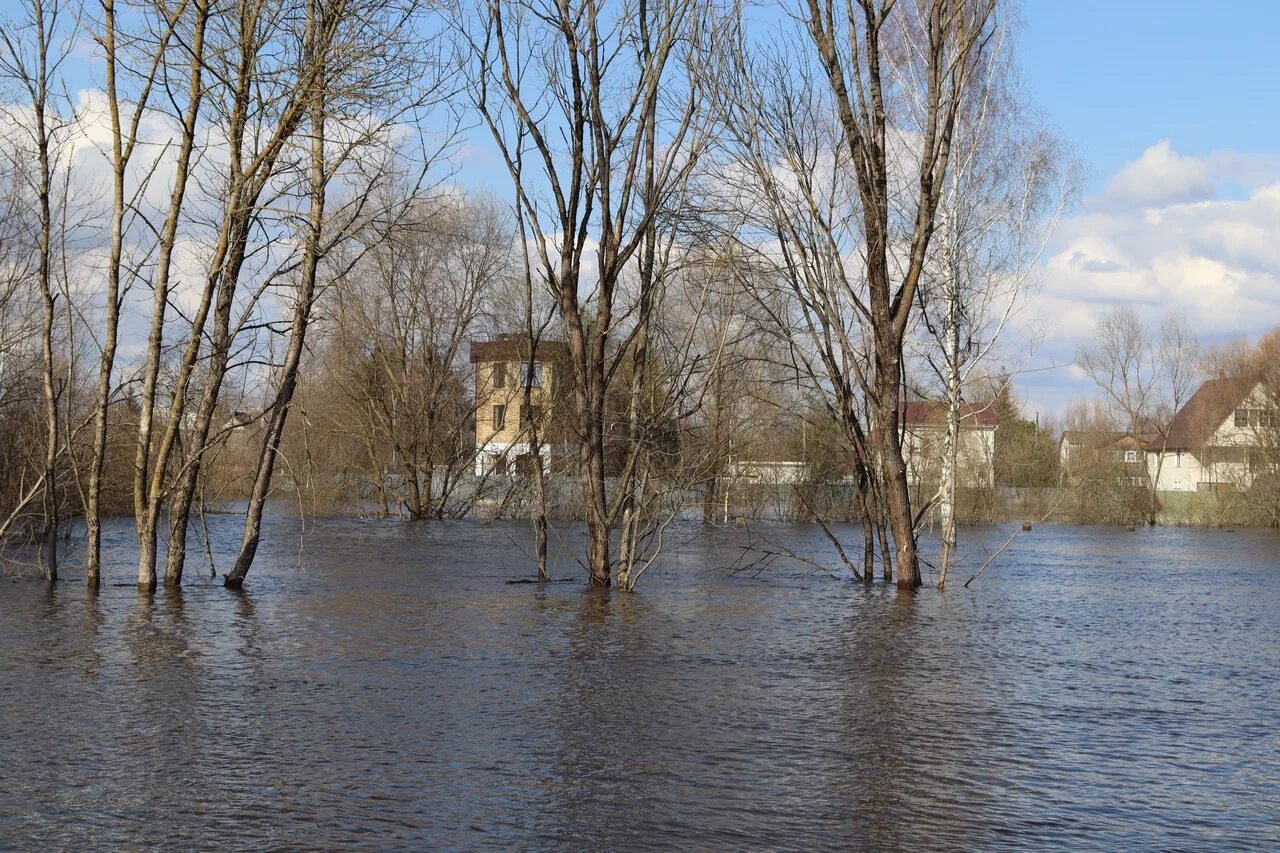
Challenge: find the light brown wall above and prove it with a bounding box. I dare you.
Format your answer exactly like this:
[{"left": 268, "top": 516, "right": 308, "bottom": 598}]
[{"left": 474, "top": 360, "right": 559, "bottom": 445}]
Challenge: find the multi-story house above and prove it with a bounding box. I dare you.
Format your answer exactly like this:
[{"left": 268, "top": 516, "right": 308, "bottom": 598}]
[
  {"left": 901, "top": 400, "right": 999, "bottom": 489},
  {"left": 1147, "top": 377, "right": 1277, "bottom": 492},
  {"left": 469, "top": 336, "right": 571, "bottom": 476}
]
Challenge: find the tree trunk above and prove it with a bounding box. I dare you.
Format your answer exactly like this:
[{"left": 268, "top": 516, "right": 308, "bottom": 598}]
[
  {"left": 30, "top": 3, "right": 59, "bottom": 582},
  {"left": 88, "top": 0, "right": 130, "bottom": 586},
  {"left": 533, "top": 454, "right": 549, "bottom": 581},
  {"left": 583, "top": 403, "right": 610, "bottom": 587},
  {"left": 937, "top": 274, "right": 961, "bottom": 590},
  {"left": 569, "top": 322, "right": 611, "bottom": 587},
  {"left": 857, "top": 465, "right": 875, "bottom": 582},
  {"left": 133, "top": 0, "right": 208, "bottom": 591},
  {"left": 521, "top": 348, "right": 549, "bottom": 581},
  {"left": 164, "top": 225, "right": 247, "bottom": 586},
  {"left": 877, "top": 380, "right": 919, "bottom": 588}
]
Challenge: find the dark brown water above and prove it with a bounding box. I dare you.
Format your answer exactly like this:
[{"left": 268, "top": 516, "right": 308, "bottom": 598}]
[{"left": 1, "top": 518, "right": 1278, "bottom": 851}]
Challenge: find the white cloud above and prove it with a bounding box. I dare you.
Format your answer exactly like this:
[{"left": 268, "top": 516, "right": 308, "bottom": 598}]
[
  {"left": 1020, "top": 145, "right": 1280, "bottom": 413},
  {"left": 1104, "top": 139, "right": 1214, "bottom": 208}
]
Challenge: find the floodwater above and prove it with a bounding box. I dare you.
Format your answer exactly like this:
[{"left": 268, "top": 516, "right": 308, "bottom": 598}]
[{"left": 1, "top": 517, "right": 1278, "bottom": 851}]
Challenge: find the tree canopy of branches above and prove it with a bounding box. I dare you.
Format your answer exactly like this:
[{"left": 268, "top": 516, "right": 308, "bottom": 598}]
[{"left": 721, "top": 0, "right": 1002, "bottom": 588}]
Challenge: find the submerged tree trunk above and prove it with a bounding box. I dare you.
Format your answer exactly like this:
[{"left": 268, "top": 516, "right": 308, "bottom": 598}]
[
  {"left": 87, "top": 0, "right": 127, "bottom": 586},
  {"left": 937, "top": 256, "right": 962, "bottom": 590},
  {"left": 582, "top": 359, "right": 611, "bottom": 588},
  {"left": 28, "top": 0, "right": 59, "bottom": 582},
  {"left": 532, "top": 454, "right": 549, "bottom": 581},
  {"left": 133, "top": 0, "right": 209, "bottom": 591},
  {"left": 92, "top": 0, "right": 177, "bottom": 587},
  {"left": 225, "top": 59, "right": 324, "bottom": 588},
  {"left": 166, "top": 192, "right": 258, "bottom": 587},
  {"left": 520, "top": 346, "right": 549, "bottom": 582},
  {"left": 616, "top": 361, "right": 646, "bottom": 591},
  {"left": 164, "top": 0, "right": 322, "bottom": 585},
  {"left": 875, "top": 356, "right": 919, "bottom": 588}
]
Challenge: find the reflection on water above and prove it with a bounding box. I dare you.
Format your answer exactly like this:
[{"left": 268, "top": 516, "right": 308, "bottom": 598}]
[{"left": 1, "top": 518, "right": 1279, "bottom": 850}]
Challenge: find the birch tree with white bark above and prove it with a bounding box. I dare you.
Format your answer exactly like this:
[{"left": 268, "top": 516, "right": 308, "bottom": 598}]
[{"left": 907, "top": 15, "right": 1072, "bottom": 588}]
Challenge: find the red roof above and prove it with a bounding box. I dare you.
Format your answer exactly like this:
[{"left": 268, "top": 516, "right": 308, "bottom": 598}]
[
  {"left": 469, "top": 336, "right": 570, "bottom": 364},
  {"left": 901, "top": 400, "right": 999, "bottom": 428}
]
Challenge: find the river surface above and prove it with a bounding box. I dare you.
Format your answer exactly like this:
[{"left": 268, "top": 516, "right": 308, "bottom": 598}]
[{"left": 1, "top": 518, "right": 1278, "bottom": 851}]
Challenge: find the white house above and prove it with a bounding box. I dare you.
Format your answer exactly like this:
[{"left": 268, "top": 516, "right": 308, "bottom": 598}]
[
  {"left": 727, "top": 459, "right": 810, "bottom": 485},
  {"left": 900, "top": 400, "right": 998, "bottom": 488},
  {"left": 1059, "top": 430, "right": 1151, "bottom": 487},
  {"left": 1146, "top": 377, "right": 1276, "bottom": 492}
]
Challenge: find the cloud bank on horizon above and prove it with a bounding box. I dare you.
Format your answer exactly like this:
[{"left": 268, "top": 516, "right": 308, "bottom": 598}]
[{"left": 1017, "top": 139, "right": 1280, "bottom": 417}]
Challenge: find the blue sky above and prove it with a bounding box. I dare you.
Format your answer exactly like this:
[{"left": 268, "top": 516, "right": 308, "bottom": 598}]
[
  {"left": 458, "top": 1, "right": 1280, "bottom": 418},
  {"left": 1008, "top": 0, "right": 1280, "bottom": 417},
  {"left": 1020, "top": 1, "right": 1280, "bottom": 190}
]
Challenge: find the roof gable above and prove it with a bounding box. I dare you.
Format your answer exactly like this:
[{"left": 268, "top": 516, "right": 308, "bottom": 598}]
[{"left": 1160, "top": 377, "right": 1258, "bottom": 450}]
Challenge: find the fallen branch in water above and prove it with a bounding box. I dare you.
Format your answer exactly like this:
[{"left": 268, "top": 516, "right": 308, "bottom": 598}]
[
  {"left": 963, "top": 492, "right": 1069, "bottom": 589},
  {"left": 722, "top": 522, "right": 844, "bottom": 581},
  {"left": 792, "top": 487, "right": 864, "bottom": 581}
]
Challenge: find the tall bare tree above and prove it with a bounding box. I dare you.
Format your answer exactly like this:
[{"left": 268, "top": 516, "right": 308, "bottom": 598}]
[
  {"left": 223, "top": 0, "right": 452, "bottom": 587},
  {"left": 90, "top": 0, "right": 185, "bottom": 587},
  {"left": 131, "top": 0, "right": 210, "bottom": 589},
  {"left": 0, "top": 0, "right": 79, "bottom": 580},
  {"left": 463, "top": 0, "right": 713, "bottom": 586},
  {"left": 722, "top": 0, "right": 999, "bottom": 588},
  {"left": 908, "top": 16, "right": 1071, "bottom": 588},
  {"left": 137, "top": 0, "right": 381, "bottom": 588}
]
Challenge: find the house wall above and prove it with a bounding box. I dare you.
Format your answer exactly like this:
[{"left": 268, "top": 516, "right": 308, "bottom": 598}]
[
  {"left": 902, "top": 425, "right": 996, "bottom": 488},
  {"left": 1148, "top": 449, "right": 1254, "bottom": 492},
  {"left": 475, "top": 360, "right": 559, "bottom": 444},
  {"left": 1208, "top": 384, "right": 1270, "bottom": 448},
  {"left": 474, "top": 359, "right": 564, "bottom": 475},
  {"left": 1147, "top": 450, "right": 1206, "bottom": 492},
  {"left": 1151, "top": 384, "right": 1269, "bottom": 492}
]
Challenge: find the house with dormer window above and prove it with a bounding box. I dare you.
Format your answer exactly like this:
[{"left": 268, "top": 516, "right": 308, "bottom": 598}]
[{"left": 1146, "top": 377, "right": 1278, "bottom": 492}]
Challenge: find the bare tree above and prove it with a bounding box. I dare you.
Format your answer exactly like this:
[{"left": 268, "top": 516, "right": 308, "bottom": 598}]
[
  {"left": 0, "top": 0, "right": 79, "bottom": 580},
  {"left": 139, "top": 0, "right": 387, "bottom": 588},
  {"left": 131, "top": 0, "right": 210, "bottom": 589},
  {"left": 462, "top": 0, "right": 713, "bottom": 586},
  {"left": 1079, "top": 305, "right": 1199, "bottom": 523},
  {"left": 223, "top": 0, "right": 453, "bottom": 587},
  {"left": 722, "top": 0, "right": 999, "bottom": 588},
  {"left": 908, "top": 15, "right": 1072, "bottom": 588},
  {"left": 510, "top": 184, "right": 558, "bottom": 580},
  {"left": 88, "top": 0, "right": 187, "bottom": 588}
]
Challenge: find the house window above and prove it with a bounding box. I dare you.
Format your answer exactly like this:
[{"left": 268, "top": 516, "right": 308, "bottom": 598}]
[
  {"left": 493, "top": 362, "right": 509, "bottom": 389},
  {"left": 492, "top": 404, "right": 507, "bottom": 431},
  {"left": 1234, "top": 408, "right": 1277, "bottom": 429},
  {"left": 1124, "top": 450, "right": 1138, "bottom": 463},
  {"left": 1175, "top": 450, "right": 1182, "bottom": 468},
  {"left": 520, "top": 404, "right": 542, "bottom": 426},
  {"left": 519, "top": 363, "right": 544, "bottom": 388}
]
